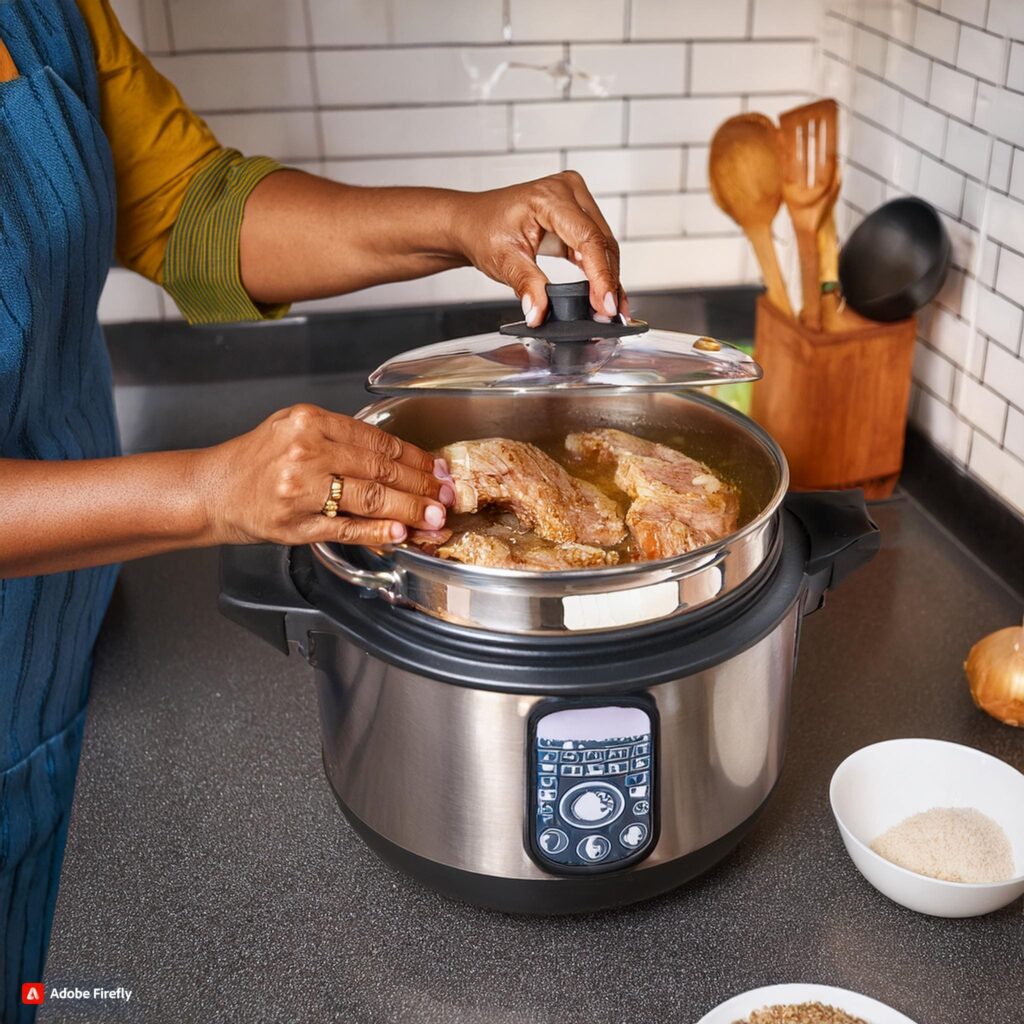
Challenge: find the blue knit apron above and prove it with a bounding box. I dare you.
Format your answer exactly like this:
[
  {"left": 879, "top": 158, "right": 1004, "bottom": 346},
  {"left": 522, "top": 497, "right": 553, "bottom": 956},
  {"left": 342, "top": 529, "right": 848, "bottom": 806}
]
[{"left": 0, "top": 2, "right": 120, "bottom": 1019}]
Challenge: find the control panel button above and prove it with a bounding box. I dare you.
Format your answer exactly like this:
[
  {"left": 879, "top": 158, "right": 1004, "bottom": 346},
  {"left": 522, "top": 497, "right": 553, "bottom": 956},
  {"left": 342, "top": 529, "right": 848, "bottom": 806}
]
[
  {"left": 632, "top": 756, "right": 650, "bottom": 770},
  {"left": 559, "top": 781, "right": 625, "bottom": 829},
  {"left": 538, "top": 788, "right": 557, "bottom": 801},
  {"left": 625, "top": 771, "right": 649, "bottom": 788},
  {"left": 629, "top": 785, "right": 648, "bottom": 798},
  {"left": 583, "top": 750, "right": 604, "bottom": 762},
  {"left": 620, "top": 822, "right": 648, "bottom": 849},
  {"left": 539, "top": 775, "right": 557, "bottom": 788},
  {"left": 632, "top": 799, "right": 650, "bottom": 816},
  {"left": 605, "top": 761, "right": 627, "bottom": 774},
  {"left": 608, "top": 746, "right": 629, "bottom": 761},
  {"left": 560, "top": 750, "right": 580, "bottom": 763},
  {"left": 576, "top": 835, "right": 611, "bottom": 863},
  {"left": 539, "top": 751, "right": 559, "bottom": 766},
  {"left": 633, "top": 742, "right": 650, "bottom": 757},
  {"left": 585, "top": 764, "right": 606, "bottom": 776},
  {"left": 560, "top": 764, "right": 583, "bottom": 776},
  {"left": 538, "top": 828, "right": 569, "bottom": 855}
]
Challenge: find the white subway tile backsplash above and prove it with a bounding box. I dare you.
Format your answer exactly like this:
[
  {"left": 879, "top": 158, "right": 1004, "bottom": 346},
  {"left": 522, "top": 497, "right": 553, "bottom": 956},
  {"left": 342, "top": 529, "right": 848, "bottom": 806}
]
[
  {"left": 943, "top": 118, "right": 990, "bottom": 179},
  {"left": 893, "top": 141, "right": 922, "bottom": 192},
  {"left": 980, "top": 239, "right": 999, "bottom": 287},
  {"left": 754, "top": 93, "right": 819, "bottom": 120},
  {"left": 564, "top": 147, "right": 684, "bottom": 193},
  {"left": 995, "top": 248, "right": 1024, "bottom": 323},
  {"left": 977, "top": 286, "right": 1024, "bottom": 350},
  {"left": 619, "top": 236, "right": 748, "bottom": 288},
  {"left": 323, "top": 152, "right": 562, "bottom": 190},
  {"left": 853, "top": 70, "right": 902, "bottom": 131},
  {"left": 166, "top": 0, "right": 308, "bottom": 51},
  {"left": 962, "top": 178, "right": 986, "bottom": 227},
  {"left": 884, "top": 43, "right": 929, "bottom": 97},
  {"left": 751, "top": 0, "right": 823, "bottom": 38},
  {"left": 983, "top": 339, "right": 1024, "bottom": 405},
  {"left": 987, "top": 0, "right": 1024, "bottom": 44},
  {"left": 626, "top": 192, "right": 734, "bottom": 237},
  {"left": 969, "top": 432, "right": 1024, "bottom": 515},
  {"left": 1005, "top": 406, "right": 1024, "bottom": 461},
  {"left": 139, "top": 0, "right": 170, "bottom": 52},
  {"left": 929, "top": 63, "right": 977, "bottom": 123},
  {"left": 957, "top": 374, "right": 1008, "bottom": 438},
  {"left": 315, "top": 46, "right": 563, "bottom": 106},
  {"left": 975, "top": 81, "right": 1024, "bottom": 147},
  {"left": 913, "top": 8, "right": 960, "bottom": 63},
  {"left": 844, "top": 164, "right": 886, "bottom": 211},
  {"left": 203, "top": 111, "right": 320, "bottom": 160},
  {"left": 956, "top": 26, "right": 1008, "bottom": 84},
  {"left": 990, "top": 140, "right": 1013, "bottom": 192},
  {"left": 928, "top": 307, "right": 972, "bottom": 365},
  {"left": 110, "top": 0, "right": 145, "bottom": 46},
  {"left": 1008, "top": 43, "right": 1024, "bottom": 92},
  {"left": 900, "top": 97, "right": 946, "bottom": 153},
  {"left": 393, "top": 0, "right": 505, "bottom": 44},
  {"left": 630, "top": 0, "right": 748, "bottom": 40},
  {"left": 685, "top": 146, "right": 709, "bottom": 190},
  {"left": 913, "top": 342, "right": 956, "bottom": 399},
  {"left": 571, "top": 44, "right": 688, "bottom": 98},
  {"left": 98, "top": 269, "right": 164, "bottom": 323},
  {"left": 912, "top": 386, "right": 973, "bottom": 461},
  {"left": 511, "top": 0, "right": 626, "bottom": 43},
  {"left": 1010, "top": 150, "right": 1024, "bottom": 201},
  {"left": 150, "top": 52, "right": 315, "bottom": 112},
  {"left": 691, "top": 42, "right": 816, "bottom": 94},
  {"left": 941, "top": 0, "right": 987, "bottom": 30},
  {"left": 320, "top": 105, "right": 507, "bottom": 158},
  {"left": 918, "top": 154, "right": 964, "bottom": 215},
  {"left": 306, "top": 1, "right": 389, "bottom": 46},
  {"left": 855, "top": 27, "right": 889, "bottom": 75},
  {"left": 985, "top": 193, "right": 1024, "bottom": 252},
  {"left": 513, "top": 99, "right": 624, "bottom": 149},
  {"left": 629, "top": 97, "right": 743, "bottom": 145}
]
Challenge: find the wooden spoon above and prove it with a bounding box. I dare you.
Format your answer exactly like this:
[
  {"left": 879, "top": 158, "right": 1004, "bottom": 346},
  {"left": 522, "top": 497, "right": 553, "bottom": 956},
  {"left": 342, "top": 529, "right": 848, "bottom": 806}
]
[
  {"left": 778, "top": 99, "right": 840, "bottom": 332},
  {"left": 709, "top": 113, "right": 793, "bottom": 318}
]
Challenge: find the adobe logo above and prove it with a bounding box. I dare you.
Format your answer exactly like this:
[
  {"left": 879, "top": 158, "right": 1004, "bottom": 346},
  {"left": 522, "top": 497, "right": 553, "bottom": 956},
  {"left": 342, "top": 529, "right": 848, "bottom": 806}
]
[{"left": 22, "top": 983, "right": 44, "bottom": 1005}]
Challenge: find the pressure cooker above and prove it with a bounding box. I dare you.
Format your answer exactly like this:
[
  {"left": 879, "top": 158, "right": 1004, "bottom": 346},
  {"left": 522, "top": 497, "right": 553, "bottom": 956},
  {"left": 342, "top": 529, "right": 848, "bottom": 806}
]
[{"left": 219, "top": 283, "right": 879, "bottom": 914}]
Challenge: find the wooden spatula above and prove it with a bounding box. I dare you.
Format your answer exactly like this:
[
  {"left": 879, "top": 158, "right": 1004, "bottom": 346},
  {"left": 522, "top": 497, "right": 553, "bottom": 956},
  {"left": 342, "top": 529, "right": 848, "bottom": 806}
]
[
  {"left": 709, "top": 113, "right": 794, "bottom": 318},
  {"left": 778, "top": 99, "right": 840, "bottom": 332}
]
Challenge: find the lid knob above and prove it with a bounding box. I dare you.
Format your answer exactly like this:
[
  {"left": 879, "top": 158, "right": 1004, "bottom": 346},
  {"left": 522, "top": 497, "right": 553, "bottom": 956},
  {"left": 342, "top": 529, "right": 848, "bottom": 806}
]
[{"left": 546, "top": 281, "right": 592, "bottom": 322}]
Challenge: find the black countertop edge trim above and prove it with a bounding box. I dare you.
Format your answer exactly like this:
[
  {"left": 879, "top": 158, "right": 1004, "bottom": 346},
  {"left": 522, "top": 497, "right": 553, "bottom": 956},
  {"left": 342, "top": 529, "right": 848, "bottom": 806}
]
[{"left": 899, "top": 425, "right": 1024, "bottom": 600}]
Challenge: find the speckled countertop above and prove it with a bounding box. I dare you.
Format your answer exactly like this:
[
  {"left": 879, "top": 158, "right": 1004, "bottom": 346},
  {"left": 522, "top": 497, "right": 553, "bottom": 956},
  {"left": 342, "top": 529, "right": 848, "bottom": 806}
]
[{"left": 40, "top": 494, "right": 1023, "bottom": 1024}]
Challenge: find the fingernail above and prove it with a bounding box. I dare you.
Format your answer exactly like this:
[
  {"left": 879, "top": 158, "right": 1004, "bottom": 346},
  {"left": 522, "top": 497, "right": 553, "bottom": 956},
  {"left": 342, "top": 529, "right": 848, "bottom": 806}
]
[
  {"left": 521, "top": 295, "right": 534, "bottom": 321},
  {"left": 439, "top": 483, "right": 455, "bottom": 506},
  {"left": 425, "top": 505, "right": 445, "bottom": 528},
  {"left": 593, "top": 314, "right": 612, "bottom": 324},
  {"left": 390, "top": 523, "right": 407, "bottom": 541},
  {"left": 526, "top": 305, "right": 542, "bottom": 327},
  {"left": 433, "top": 457, "right": 451, "bottom": 480},
  {"left": 574, "top": 250, "right": 583, "bottom": 262},
  {"left": 603, "top": 292, "right": 618, "bottom": 316}
]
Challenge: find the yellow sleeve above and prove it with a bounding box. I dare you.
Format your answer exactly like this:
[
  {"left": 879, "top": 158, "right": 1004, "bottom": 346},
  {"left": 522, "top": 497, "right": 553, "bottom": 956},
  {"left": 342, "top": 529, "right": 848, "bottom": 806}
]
[{"left": 76, "top": 0, "right": 288, "bottom": 322}]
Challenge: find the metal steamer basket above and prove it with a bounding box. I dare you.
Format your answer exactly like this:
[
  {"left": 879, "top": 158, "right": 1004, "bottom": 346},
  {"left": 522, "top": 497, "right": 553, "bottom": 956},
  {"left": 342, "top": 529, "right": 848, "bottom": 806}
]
[{"left": 220, "top": 283, "right": 880, "bottom": 914}]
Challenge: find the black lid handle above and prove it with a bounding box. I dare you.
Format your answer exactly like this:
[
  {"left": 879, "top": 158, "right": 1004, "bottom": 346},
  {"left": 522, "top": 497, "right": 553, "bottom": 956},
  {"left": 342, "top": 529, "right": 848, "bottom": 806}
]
[{"left": 546, "top": 281, "right": 592, "bottom": 322}]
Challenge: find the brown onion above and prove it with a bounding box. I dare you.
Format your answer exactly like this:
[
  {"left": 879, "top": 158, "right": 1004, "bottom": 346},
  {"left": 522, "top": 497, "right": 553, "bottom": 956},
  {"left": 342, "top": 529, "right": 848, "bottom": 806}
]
[{"left": 964, "top": 623, "right": 1024, "bottom": 728}]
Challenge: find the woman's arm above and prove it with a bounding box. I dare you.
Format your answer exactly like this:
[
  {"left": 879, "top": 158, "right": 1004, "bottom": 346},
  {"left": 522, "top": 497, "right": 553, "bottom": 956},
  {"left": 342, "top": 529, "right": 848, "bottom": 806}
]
[
  {"left": 0, "top": 406, "right": 452, "bottom": 579},
  {"left": 238, "top": 169, "right": 625, "bottom": 328}
]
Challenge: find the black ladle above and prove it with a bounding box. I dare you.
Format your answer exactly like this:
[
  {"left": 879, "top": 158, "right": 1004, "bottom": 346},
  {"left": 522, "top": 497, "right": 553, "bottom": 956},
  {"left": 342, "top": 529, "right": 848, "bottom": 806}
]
[{"left": 838, "top": 197, "right": 951, "bottom": 322}]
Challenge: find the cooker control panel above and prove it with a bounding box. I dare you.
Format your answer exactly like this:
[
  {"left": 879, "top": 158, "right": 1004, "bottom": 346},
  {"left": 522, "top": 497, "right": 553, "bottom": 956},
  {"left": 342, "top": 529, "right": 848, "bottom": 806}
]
[{"left": 530, "top": 704, "right": 654, "bottom": 872}]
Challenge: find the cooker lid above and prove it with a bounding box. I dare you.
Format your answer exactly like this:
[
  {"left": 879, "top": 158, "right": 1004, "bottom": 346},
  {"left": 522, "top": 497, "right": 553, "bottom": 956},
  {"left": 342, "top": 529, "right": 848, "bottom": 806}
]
[{"left": 366, "top": 281, "right": 762, "bottom": 395}]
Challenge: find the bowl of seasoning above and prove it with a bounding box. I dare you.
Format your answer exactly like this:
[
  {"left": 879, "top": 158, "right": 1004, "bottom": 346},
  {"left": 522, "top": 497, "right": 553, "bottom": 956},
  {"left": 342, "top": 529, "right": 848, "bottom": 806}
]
[
  {"left": 696, "top": 983, "right": 918, "bottom": 1023},
  {"left": 830, "top": 738, "right": 1024, "bottom": 917}
]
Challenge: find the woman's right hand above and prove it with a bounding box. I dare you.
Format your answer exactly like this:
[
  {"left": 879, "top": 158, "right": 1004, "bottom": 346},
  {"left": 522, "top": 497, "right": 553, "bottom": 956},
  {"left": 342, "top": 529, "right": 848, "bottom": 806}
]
[{"left": 197, "top": 404, "right": 453, "bottom": 547}]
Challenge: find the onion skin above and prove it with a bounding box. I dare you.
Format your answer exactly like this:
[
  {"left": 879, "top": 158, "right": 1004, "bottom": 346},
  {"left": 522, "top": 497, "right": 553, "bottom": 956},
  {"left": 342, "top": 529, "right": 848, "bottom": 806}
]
[{"left": 965, "top": 626, "right": 1024, "bottom": 728}]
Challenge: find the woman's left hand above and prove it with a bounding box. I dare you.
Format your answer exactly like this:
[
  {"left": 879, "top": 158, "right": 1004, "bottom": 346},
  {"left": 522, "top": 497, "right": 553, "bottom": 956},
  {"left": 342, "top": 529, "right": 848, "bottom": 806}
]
[{"left": 448, "top": 170, "right": 626, "bottom": 328}]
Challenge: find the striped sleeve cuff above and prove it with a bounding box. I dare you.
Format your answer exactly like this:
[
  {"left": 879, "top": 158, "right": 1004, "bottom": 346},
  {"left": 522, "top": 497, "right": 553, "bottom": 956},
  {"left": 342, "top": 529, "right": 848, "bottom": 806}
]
[{"left": 163, "top": 150, "right": 291, "bottom": 325}]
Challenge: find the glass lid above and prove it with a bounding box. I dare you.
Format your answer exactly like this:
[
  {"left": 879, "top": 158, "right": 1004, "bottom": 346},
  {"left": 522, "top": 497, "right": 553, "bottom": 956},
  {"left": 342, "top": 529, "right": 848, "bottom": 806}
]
[{"left": 366, "top": 281, "right": 762, "bottom": 396}]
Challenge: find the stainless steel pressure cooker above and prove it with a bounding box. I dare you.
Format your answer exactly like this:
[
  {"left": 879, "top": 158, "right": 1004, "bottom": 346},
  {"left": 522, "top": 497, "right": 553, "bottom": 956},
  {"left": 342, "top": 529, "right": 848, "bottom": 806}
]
[{"left": 219, "top": 283, "right": 879, "bottom": 914}]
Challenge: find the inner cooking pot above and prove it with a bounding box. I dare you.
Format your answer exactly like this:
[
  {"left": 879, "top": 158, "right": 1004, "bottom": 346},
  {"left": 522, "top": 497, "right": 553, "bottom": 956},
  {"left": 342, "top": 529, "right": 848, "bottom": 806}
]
[{"left": 311, "top": 390, "right": 788, "bottom": 635}]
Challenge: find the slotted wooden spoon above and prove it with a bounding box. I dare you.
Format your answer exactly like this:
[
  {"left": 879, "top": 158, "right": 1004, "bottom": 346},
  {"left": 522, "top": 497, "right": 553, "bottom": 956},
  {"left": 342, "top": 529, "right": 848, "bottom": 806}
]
[
  {"left": 709, "top": 113, "right": 793, "bottom": 318},
  {"left": 778, "top": 99, "right": 840, "bottom": 332}
]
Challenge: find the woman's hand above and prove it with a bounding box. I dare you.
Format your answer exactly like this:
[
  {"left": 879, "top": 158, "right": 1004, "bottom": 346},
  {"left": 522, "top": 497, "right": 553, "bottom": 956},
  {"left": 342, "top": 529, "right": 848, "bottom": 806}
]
[
  {"left": 448, "top": 170, "right": 626, "bottom": 328},
  {"left": 197, "top": 404, "right": 453, "bottom": 548}
]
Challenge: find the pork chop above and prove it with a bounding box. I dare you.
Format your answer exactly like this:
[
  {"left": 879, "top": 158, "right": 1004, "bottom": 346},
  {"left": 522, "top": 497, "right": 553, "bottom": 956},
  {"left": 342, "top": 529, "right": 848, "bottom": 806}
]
[
  {"left": 437, "top": 438, "right": 626, "bottom": 547},
  {"left": 438, "top": 531, "right": 619, "bottom": 571},
  {"left": 564, "top": 428, "right": 739, "bottom": 560}
]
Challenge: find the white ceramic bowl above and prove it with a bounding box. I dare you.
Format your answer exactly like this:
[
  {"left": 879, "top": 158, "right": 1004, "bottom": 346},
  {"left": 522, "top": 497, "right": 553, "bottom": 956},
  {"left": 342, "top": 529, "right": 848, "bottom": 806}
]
[
  {"left": 830, "top": 738, "right": 1024, "bottom": 917},
  {"left": 696, "top": 983, "right": 918, "bottom": 1024}
]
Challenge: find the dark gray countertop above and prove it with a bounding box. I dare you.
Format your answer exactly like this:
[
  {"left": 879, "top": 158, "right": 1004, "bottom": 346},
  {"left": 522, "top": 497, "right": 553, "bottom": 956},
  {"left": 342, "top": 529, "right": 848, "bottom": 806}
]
[{"left": 41, "top": 494, "right": 1024, "bottom": 1024}]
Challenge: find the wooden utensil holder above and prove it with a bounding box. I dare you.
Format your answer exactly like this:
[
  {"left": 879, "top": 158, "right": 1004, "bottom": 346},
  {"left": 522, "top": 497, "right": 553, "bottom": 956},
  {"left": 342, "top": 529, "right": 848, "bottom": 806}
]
[{"left": 750, "top": 295, "right": 917, "bottom": 499}]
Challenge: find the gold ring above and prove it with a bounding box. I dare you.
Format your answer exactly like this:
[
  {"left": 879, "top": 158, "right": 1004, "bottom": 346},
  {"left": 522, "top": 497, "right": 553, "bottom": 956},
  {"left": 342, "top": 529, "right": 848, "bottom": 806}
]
[{"left": 321, "top": 476, "right": 344, "bottom": 517}]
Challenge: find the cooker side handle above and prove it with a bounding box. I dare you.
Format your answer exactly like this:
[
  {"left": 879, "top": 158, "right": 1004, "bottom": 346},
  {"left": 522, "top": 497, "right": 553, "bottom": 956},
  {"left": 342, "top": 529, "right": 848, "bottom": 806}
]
[
  {"left": 218, "top": 543, "right": 328, "bottom": 659},
  {"left": 785, "top": 490, "right": 881, "bottom": 616}
]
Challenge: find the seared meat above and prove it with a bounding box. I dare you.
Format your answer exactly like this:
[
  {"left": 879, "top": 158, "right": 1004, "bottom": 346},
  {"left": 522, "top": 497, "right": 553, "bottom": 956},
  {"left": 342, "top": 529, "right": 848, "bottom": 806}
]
[
  {"left": 437, "top": 439, "right": 626, "bottom": 547},
  {"left": 438, "top": 531, "right": 618, "bottom": 570},
  {"left": 407, "top": 528, "right": 453, "bottom": 555},
  {"left": 565, "top": 428, "right": 738, "bottom": 560}
]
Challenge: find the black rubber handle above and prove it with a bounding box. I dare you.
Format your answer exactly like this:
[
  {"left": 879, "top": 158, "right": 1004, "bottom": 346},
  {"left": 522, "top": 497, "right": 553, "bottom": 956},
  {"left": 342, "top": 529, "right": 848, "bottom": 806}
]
[
  {"left": 219, "top": 543, "right": 324, "bottom": 657},
  {"left": 545, "top": 281, "right": 592, "bottom": 322},
  {"left": 784, "top": 490, "right": 880, "bottom": 616}
]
